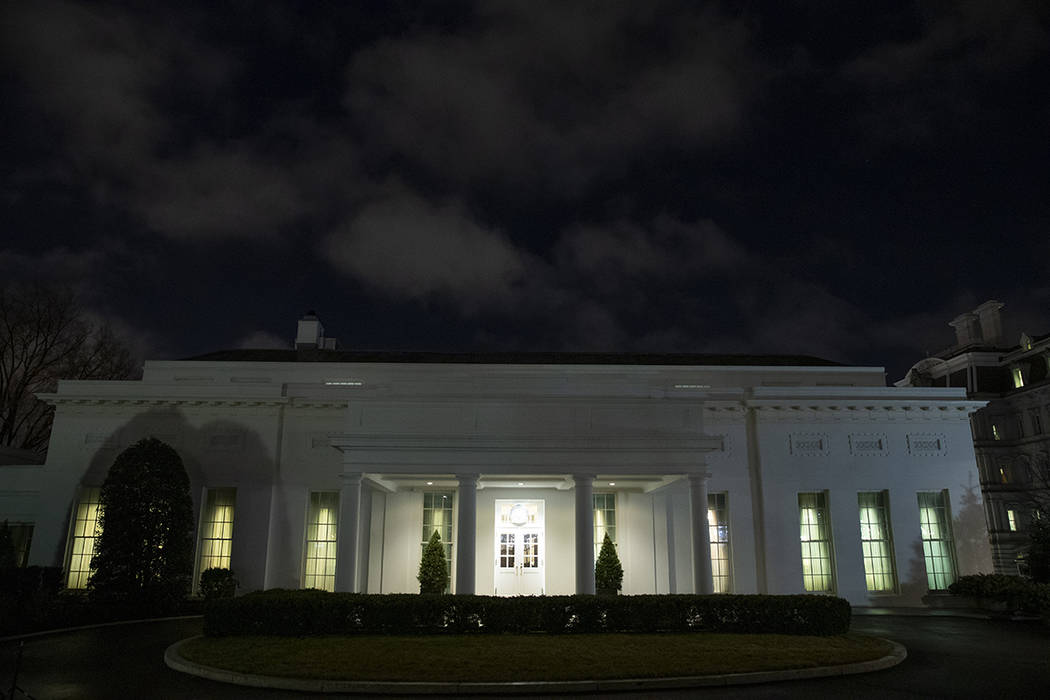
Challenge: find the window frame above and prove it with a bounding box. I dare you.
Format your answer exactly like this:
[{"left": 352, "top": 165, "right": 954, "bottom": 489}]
[
  {"left": 4, "top": 522, "right": 34, "bottom": 568},
  {"left": 303, "top": 491, "right": 339, "bottom": 591},
  {"left": 708, "top": 492, "right": 732, "bottom": 593},
  {"left": 798, "top": 491, "right": 836, "bottom": 593},
  {"left": 857, "top": 491, "right": 898, "bottom": 594},
  {"left": 421, "top": 490, "right": 455, "bottom": 591},
  {"left": 195, "top": 487, "right": 237, "bottom": 587},
  {"left": 65, "top": 486, "right": 102, "bottom": 590},
  {"left": 593, "top": 492, "right": 616, "bottom": 560},
  {"left": 917, "top": 490, "right": 958, "bottom": 591}
]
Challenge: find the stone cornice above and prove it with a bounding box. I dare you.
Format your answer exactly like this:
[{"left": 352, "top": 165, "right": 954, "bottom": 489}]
[
  {"left": 38, "top": 394, "right": 289, "bottom": 408},
  {"left": 747, "top": 402, "right": 983, "bottom": 422}
]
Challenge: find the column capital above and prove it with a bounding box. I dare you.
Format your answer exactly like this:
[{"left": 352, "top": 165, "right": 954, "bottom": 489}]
[
  {"left": 573, "top": 473, "right": 596, "bottom": 485},
  {"left": 340, "top": 472, "right": 364, "bottom": 486},
  {"left": 688, "top": 472, "right": 712, "bottom": 485},
  {"left": 456, "top": 473, "right": 480, "bottom": 485}
]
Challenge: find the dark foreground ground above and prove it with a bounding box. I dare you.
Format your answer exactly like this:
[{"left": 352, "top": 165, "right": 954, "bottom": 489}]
[{"left": 2, "top": 612, "right": 1047, "bottom": 699}]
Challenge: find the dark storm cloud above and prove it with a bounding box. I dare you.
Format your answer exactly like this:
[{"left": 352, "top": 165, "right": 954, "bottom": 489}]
[
  {"left": 3, "top": 1, "right": 1047, "bottom": 376},
  {"left": 345, "top": 1, "right": 763, "bottom": 190},
  {"left": 6, "top": 1, "right": 302, "bottom": 241},
  {"left": 322, "top": 189, "right": 533, "bottom": 311},
  {"left": 137, "top": 145, "right": 304, "bottom": 240},
  {"left": 842, "top": 0, "right": 1049, "bottom": 146}
]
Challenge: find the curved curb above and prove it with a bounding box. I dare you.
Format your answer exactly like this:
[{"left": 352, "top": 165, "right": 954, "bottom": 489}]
[
  {"left": 165, "top": 636, "right": 907, "bottom": 694},
  {"left": 0, "top": 615, "right": 204, "bottom": 644}
]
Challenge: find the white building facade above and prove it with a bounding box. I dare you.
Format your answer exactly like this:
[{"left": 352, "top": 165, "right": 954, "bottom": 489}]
[{"left": 1, "top": 321, "right": 994, "bottom": 607}]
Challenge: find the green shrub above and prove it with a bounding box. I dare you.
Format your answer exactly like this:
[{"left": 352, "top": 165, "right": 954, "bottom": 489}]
[
  {"left": 199, "top": 568, "right": 238, "bottom": 600},
  {"left": 203, "top": 591, "right": 851, "bottom": 637},
  {"left": 594, "top": 534, "right": 623, "bottom": 594},
  {"left": 417, "top": 531, "right": 449, "bottom": 594},
  {"left": 89, "top": 438, "right": 194, "bottom": 611},
  {"left": 1028, "top": 518, "right": 1050, "bottom": 584},
  {"left": 948, "top": 573, "right": 1028, "bottom": 600},
  {"left": 948, "top": 573, "right": 1050, "bottom": 614}
]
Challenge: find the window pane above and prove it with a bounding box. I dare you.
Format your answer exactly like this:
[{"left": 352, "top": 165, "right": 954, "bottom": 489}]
[
  {"left": 858, "top": 492, "right": 897, "bottom": 592},
  {"left": 798, "top": 492, "right": 835, "bottom": 593},
  {"left": 708, "top": 492, "right": 731, "bottom": 593},
  {"left": 198, "top": 488, "right": 236, "bottom": 575},
  {"left": 593, "top": 493, "right": 616, "bottom": 559},
  {"left": 66, "top": 487, "right": 102, "bottom": 589},
  {"left": 421, "top": 490, "right": 455, "bottom": 590},
  {"left": 918, "top": 491, "right": 957, "bottom": 590},
  {"left": 303, "top": 491, "right": 339, "bottom": 591}
]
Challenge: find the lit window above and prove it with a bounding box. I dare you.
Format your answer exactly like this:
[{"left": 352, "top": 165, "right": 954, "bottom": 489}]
[
  {"left": 593, "top": 493, "right": 616, "bottom": 559},
  {"left": 708, "top": 492, "right": 731, "bottom": 593},
  {"left": 303, "top": 492, "right": 339, "bottom": 591},
  {"left": 1007, "top": 508, "right": 1018, "bottom": 532},
  {"left": 918, "top": 491, "right": 957, "bottom": 590},
  {"left": 798, "top": 492, "right": 835, "bottom": 593},
  {"left": 66, "top": 487, "right": 102, "bottom": 589},
  {"left": 858, "top": 492, "right": 897, "bottom": 593},
  {"left": 1000, "top": 466, "right": 1010, "bottom": 484},
  {"left": 1012, "top": 367, "right": 1024, "bottom": 389},
  {"left": 198, "top": 488, "right": 236, "bottom": 575},
  {"left": 422, "top": 490, "right": 454, "bottom": 589},
  {"left": 992, "top": 424, "right": 1001, "bottom": 440}
]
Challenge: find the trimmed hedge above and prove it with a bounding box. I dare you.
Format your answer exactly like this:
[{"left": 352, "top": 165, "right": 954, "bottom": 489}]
[
  {"left": 948, "top": 573, "right": 1050, "bottom": 614},
  {"left": 203, "top": 591, "right": 850, "bottom": 637}
]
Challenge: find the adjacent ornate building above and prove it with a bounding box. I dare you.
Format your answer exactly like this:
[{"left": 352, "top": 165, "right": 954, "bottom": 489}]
[
  {"left": 898, "top": 301, "right": 1050, "bottom": 574},
  {"left": 1, "top": 314, "right": 994, "bottom": 606}
]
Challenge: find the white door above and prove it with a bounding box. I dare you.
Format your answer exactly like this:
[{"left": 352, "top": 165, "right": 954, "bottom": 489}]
[{"left": 494, "top": 500, "right": 545, "bottom": 596}]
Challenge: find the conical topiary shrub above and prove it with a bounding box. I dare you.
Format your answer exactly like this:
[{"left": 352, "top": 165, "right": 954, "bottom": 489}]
[
  {"left": 595, "top": 532, "right": 623, "bottom": 595},
  {"left": 418, "top": 530, "right": 450, "bottom": 594}
]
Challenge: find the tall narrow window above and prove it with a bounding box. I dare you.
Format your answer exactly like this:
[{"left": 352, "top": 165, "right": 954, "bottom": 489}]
[
  {"left": 4, "top": 522, "right": 34, "bottom": 568},
  {"left": 858, "top": 492, "right": 897, "bottom": 593},
  {"left": 303, "top": 492, "right": 339, "bottom": 591},
  {"left": 593, "top": 492, "right": 616, "bottom": 559},
  {"left": 918, "top": 491, "right": 957, "bottom": 590},
  {"left": 1011, "top": 367, "right": 1025, "bottom": 389},
  {"left": 1030, "top": 409, "right": 1043, "bottom": 435},
  {"left": 198, "top": 488, "right": 236, "bottom": 574},
  {"left": 708, "top": 492, "right": 731, "bottom": 593},
  {"left": 1006, "top": 508, "right": 1018, "bottom": 532},
  {"left": 422, "top": 491, "right": 454, "bottom": 587},
  {"left": 798, "top": 492, "right": 835, "bottom": 593},
  {"left": 66, "top": 487, "right": 102, "bottom": 589}
]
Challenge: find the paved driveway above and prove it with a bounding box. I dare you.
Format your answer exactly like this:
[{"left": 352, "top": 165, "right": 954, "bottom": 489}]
[{"left": 2, "top": 614, "right": 1047, "bottom": 698}]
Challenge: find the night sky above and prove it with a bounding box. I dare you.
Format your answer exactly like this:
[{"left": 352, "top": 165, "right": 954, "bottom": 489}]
[{"left": 3, "top": 1, "right": 1049, "bottom": 382}]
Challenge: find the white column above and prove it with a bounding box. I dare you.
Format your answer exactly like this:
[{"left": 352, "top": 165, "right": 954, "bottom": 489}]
[
  {"left": 690, "top": 472, "right": 714, "bottom": 594},
  {"left": 574, "top": 474, "right": 595, "bottom": 594},
  {"left": 336, "top": 472, "right": 362, "bottom": 592},
  {"left": 455, "top": 474, "right": 478, "bottom": 595}
]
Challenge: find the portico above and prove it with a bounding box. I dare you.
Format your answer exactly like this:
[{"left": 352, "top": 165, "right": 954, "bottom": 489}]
[{"left": 329, "top": 431, "right": 722, "bottom": 595}]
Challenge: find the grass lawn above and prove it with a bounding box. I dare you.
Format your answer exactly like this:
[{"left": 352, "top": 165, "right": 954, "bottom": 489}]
[{"left": 178, "top": 633, "right": 893, "bottom": 682}]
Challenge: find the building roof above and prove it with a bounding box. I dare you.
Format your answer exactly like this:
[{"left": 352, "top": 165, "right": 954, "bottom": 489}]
[{"left": 182, "top": 349, "right": 845, "bottom": 367}]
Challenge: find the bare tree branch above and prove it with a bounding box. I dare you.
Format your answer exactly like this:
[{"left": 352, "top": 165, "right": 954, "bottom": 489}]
[{"left": 0, "top": 283, "right": 137, "bottom": 455}]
